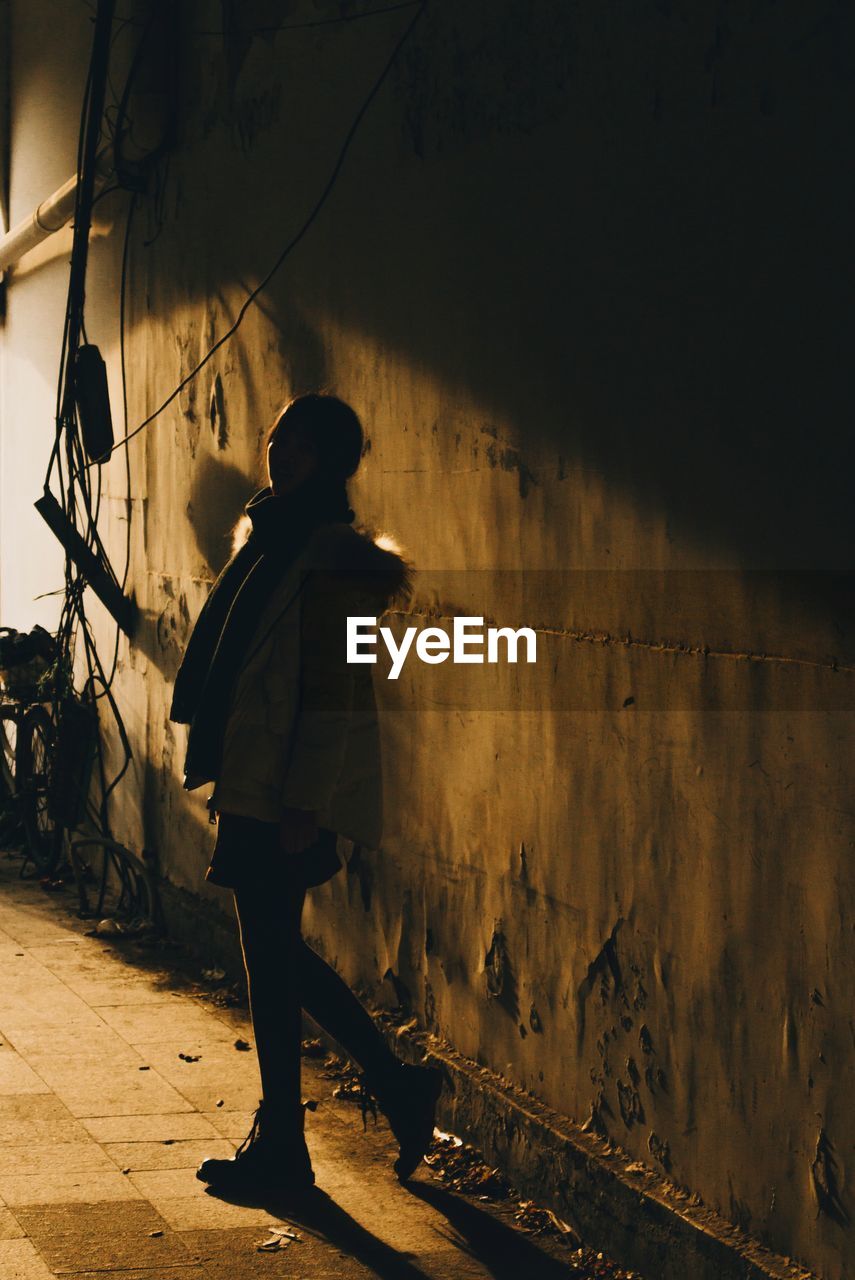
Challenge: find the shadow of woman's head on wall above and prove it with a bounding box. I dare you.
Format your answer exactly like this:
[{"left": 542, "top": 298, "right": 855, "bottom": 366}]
[{"left": 187, "top": 454, "right": 253, "bottom": 577}]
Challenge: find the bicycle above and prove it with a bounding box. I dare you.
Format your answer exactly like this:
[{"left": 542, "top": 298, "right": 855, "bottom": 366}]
[
  {"left": 0, "top": 629, "right": 154, "bottom": 929},
  {"left": 0, "top": 698, "right": 64, "bottom": 875},
  {"left": 0, "top": 703, "right": 20, "bottom": 845},
  {"left": 0, "top": 627, "right": 65, "bottom": 876}
]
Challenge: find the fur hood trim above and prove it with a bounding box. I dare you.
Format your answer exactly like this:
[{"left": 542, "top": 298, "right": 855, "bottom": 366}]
[{"left": 303, "top": 522, "right": 413, "bottom": 610}]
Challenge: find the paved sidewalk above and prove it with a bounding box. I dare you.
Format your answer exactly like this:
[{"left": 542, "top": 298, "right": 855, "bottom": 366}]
[{"left": 0, "top": 857, "right": 625, "bottom": 1280}]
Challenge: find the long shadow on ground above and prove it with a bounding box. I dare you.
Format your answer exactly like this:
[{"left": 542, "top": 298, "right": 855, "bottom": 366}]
[
  {"left": 206, "top": 1178, "right": 576, "bottom": 1280},
  {"left": 407, "top": 1181, "right": 574, "bottom": 1280},
  {"left": 207, "top": 1184, "right": 434, "bottom": 1280}
]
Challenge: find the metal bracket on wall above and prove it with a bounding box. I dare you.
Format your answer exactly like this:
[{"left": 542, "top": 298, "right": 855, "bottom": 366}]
[{"left": 34, "top": 489, "right": 136, "bottom": 636}]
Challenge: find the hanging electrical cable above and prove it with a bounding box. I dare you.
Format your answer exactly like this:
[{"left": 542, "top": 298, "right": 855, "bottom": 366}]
[
  {"left": 35, "top": 0, "right": 425, "bottom": 854},
  {"left": 33, "top": 0, "right": 143, "bottom": 847},
  {"left": 85, "top": 0, "right": 428, "bottom": 469}
]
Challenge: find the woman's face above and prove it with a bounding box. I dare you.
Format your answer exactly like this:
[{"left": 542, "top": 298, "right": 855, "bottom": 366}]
[{"left": 267, "top": 426, "right": 319, "bottom": 497}]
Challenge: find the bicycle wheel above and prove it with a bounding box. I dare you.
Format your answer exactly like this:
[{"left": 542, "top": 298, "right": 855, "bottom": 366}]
[
  {"left": 17, "top": 705, "right": 63, "bottom": 873},
  {"left": 0, "top": 710, "right": 21, "bottom": 844},
  {"left": 0, "top": 710, "right": 16, "bottom": 801}
]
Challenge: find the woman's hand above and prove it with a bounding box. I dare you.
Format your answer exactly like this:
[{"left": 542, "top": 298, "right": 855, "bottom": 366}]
[{"left": 279, "top": 806, "right": 319, "bottom": 855}]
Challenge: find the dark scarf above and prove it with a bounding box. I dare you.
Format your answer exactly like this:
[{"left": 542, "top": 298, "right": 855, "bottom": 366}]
[{"left": 170, "top": 476, "right": 354, "bottom": 784}]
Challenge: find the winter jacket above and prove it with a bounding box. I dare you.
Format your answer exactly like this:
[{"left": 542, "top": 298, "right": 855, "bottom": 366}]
[{"left": 209, "top": 522, "right": 410, "bottom": 848}]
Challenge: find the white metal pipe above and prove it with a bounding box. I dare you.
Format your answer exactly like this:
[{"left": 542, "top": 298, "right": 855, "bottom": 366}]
[{"left": 0, "top": 146, "right": 114, "bottom": 274}]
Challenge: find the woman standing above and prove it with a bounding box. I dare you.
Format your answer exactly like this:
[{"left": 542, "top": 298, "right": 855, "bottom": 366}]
[{"left": 170, "top": 393, "right": 442, "bottom": 1196}]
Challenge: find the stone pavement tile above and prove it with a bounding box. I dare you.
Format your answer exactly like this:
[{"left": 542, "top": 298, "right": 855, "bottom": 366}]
[
  {"left": 13, "top": 1200, "right": 199, "bottom": 1272},
  {"left": 194, "top": 1189, "right": 492, "bottom": 1280},
  {"left": 0, "top": 1046, "right": 52, "bottom": 1095},
  {"left": 103, "top": 1139, "right": 234, "bottom": 1171},
  {"left": 20, "top": 1044, "right": 145, "bottom": 1075},
  {"left": 0, "top": 931, "right": 31, "bottom": 952},
  {"left": 98, "top": 1004, "right": 237, "bottom": 1045},
  {"left": 70, "top": 1270, "right": 208, "bottom": 1280},
  {"left": 206, "top": 1012, "right": 254, "bottom": 1041},
  {"left": 32, "top": 1060, "right": 195, "bottom": 1118},
  {"left": 2, "top": 1021, "right": 140, "bottom": 1061},
  {"left": 181, "top": 1225, "right": 373, "bottom": 1279},
  {"left": 129, "top": 1166, "right": 217, "bottom": 1200},
  {"left": 397, "top": 1248, "right": 504, "bottom": 1280},
  {"left": 309, "top": 1113, "right": 376, "bottom": 1164},
  {"left": 122, "top": 1050, "right": 260, "bottom": 1104},
  {"left": 317, "top": 1092, "right": 378, "bottom": 1132},
  {"left": 0, "top": 1096, "right": 91, "bottom": 1144},
  {"left": 38, "top": 967, "right": 173, "bottom": 1002},
  {"left": 0, "top": 1207, "right": 26, "bottom": 1238},
  {"left": 75, "top": 978, "right": 177, "bottom": 1006},
  {"left": 172, "top": 1083, "right": 264, "bottom": 1114},
  {"left": 0, "top": 971, "right": 82, "bottom": 1004},
  {"left": 0, "top": 1168, "right": 143, "bottom": 1205},
  {"left": 0, "top": 1141, "right": 115, "bottom": 1176},
  {"left": 0, "top": 999, "right": 105, "bottom": 1033},
  {"left": 0, "top": 916, "right": 83, "bottom": 946},
  {"left": 0, "top": 928, "right": 88, "bottom": 952},
  {"left": 22, "top": 931, "right": 111, "bottom": 952},
  {"left": 82, "top": 1055, "right": 247, "bottom": 1112},
  {"left": 198, "top": 1099, "right": 439, "bottom": 1256},
  {"left": 81, "top": 1111, "right": 222, "bottom": 1144},
  {"left": 297, "top": 1186, "right": 489, "bottom": 1280},
  {"left": 0, "top": 1237, "right": 56, "bottom": 1280},
  {"left": 202, "top": 1109, "right": 257, "bottom": 1140},
  {"left": 300, "top": 1119, "right": 465, "bottom": 1247},
  {"left": 0, "top": 947, "right": 71, "bottom": 974},
  {"left": 24, "top": 1057, "right": 149, "bottom": 1092},
  {"left": 23, "top": 946, "right": 173, "bottom": 995},
  {"left": 151, "top": 1193, "right": 283, "bottom": 1231},
  {"left": 0, "top": 946, "right": 23, "bottom": 966},
  {"left": 133, "top": 1040, "right": 260, "bottom": 1080},
  {"left": 26, "top": 940, "right": 137, "bottom": 969},
  {"left": 59, "top": 956, "right": 173, "bottom": 983}
]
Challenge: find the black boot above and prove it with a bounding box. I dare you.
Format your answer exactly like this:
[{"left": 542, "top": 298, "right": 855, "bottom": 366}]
[
  {"left": 196, "top": 1100, "right": 315, "bottom": 1195},
  {"left": 370, "top": 1061, "right": 445, "bottom": 1182}
]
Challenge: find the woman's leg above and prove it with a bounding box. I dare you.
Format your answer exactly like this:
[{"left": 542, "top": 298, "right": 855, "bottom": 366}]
[
  {"left": 234, "top": 878, "right": 396, "bottom": 1107},
  {"left": 296, "top": 936, "right": 399, "bottom": 1087},
  {"left": 295, "top": 933, "right": 444, "bottom": 1182},
  {"left": 234, "top": 880, "right": 307, "bottom": 1149},
  {"left": 225, "top": 859, "right": 443, "bottom": 1185},
  {"left": 197, "top": 876, "right": 316, "bottom": 1189}
]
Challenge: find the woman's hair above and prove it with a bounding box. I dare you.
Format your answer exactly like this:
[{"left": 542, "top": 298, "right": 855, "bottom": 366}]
[{"left": 267, "top": 393, "right": 364, "bottom": 479}]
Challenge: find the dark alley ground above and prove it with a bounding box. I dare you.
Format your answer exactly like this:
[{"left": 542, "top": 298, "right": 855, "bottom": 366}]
[{"left": 0, "top": 855, "right": 641, "bottom": 1280}]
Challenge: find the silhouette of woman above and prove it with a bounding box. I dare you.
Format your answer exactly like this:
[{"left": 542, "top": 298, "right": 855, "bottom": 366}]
[{"left": 170, "top": 393, "right": 442, "bottom": 1195}]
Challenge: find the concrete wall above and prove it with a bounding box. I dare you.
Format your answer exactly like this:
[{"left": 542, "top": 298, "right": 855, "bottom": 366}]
[{"left": 1, "top": 2, "right": 853, "bottom": 1276}]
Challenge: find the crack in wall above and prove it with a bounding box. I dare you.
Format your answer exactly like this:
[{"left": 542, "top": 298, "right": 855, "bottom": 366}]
[{"left": 385, "top": 609, "right": 853, "bottom": 674}]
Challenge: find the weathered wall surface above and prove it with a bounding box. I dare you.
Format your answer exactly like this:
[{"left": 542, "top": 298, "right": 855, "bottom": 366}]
[{"left": 2, "top": 2, "right": 853, "bottom": 1276}]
